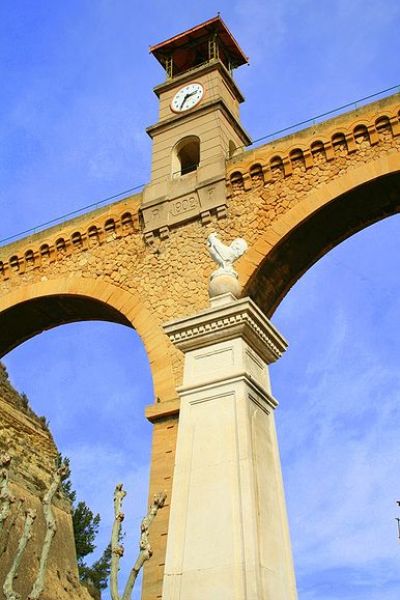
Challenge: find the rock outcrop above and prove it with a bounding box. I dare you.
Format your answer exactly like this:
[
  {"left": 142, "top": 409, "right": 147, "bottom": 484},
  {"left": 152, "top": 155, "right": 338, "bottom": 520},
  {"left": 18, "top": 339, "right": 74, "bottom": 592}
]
[{"left": 0, "top": 363, "right": 93, "bottom": 600}]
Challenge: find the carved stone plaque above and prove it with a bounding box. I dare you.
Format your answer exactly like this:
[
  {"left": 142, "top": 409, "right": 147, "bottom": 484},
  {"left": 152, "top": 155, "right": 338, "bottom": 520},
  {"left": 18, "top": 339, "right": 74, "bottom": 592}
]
[
  {"left": 169, "top": 194, "right": 200, "bottom": 218},
  {"left": 141, "top": 176, "right": 227, "bottom": 240}
]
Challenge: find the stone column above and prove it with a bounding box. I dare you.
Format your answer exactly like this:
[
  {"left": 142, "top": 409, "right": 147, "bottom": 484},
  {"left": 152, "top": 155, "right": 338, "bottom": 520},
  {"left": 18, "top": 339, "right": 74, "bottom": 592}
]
[{"left": 161, "top": 292, "right": 297, "bottom": 600}]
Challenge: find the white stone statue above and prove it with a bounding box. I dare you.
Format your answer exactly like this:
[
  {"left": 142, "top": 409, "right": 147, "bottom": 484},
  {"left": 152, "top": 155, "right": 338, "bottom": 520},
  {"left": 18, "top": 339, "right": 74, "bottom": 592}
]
[
  {"left": 207, "top": 232, "right": 248, "bottom": 275},
  {"left": 207, "top": 232, "right": 248, "bottom": 298}
]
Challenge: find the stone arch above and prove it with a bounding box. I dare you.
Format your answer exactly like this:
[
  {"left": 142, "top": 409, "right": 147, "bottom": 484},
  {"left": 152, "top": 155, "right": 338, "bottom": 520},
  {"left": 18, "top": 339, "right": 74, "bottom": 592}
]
[
  {"left": 270, "top": 155, "right": 285, "bottom": 178},
  {"left": 229, "top": 170, "right": 245, "bottom": 194},
  {"left": 353, "top": 123, "right": 370, "bottom": 143},
  {"left": 71, "top": 231, "right": 83, "bottom": 249},
  {"left": 9, "top": 255, "right": 20, "bottom": 272},
  {"left": 0, "top": 277, "right": 176, "bottom": 402},
  {"left": 289, "top": 147, "right": 306, "bottom": 169},
  {"left": 310, "top": 140, "right": 327, "bottom": 162},
  {"left": 239, "top": 153, "right": 400, "bottom": 316},
  {"left": 104, "top": 217, "right": 117, "bottom": 233},
  {"left": 375, "top": 115, "right": 393, "bottom": 138},
  {"left": 40, "top": 243, "right": 51, "bottom": 260},
  {"left": 249, "top": 162, "right": 264, "bottom": 186}
]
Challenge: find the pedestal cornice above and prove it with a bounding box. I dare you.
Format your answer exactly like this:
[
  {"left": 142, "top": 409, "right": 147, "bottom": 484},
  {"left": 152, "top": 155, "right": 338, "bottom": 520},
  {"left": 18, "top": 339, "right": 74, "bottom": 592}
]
[
  {"left": 164, "top": 295, "right": 288, "bottom": 365},
  {"left": 177, "top": 372, "right": 279, "bottom": 411}
]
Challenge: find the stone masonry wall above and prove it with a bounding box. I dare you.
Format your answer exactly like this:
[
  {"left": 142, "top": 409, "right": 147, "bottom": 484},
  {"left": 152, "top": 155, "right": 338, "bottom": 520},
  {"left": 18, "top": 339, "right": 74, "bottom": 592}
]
[
  {"left": 0, "top": 97, "right": 398, "bottom": 354},
  {"left": 0, "top": 93, "right": 399, "bottom": 600}
]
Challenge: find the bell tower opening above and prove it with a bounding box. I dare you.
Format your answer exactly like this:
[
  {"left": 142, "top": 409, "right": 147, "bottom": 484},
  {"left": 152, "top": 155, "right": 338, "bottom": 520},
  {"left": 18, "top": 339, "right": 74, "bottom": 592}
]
[
  {"left": 141, "top": 15, "right": 252, "bottom": 242},
  {"left": 172, "top": 136, "right": 200, "bottom": 177}
]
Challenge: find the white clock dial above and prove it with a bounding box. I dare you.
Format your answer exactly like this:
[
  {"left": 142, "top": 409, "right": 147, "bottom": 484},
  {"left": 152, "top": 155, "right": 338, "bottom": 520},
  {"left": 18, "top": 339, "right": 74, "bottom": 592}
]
[{"left": 171, "top": 83, "right": 204, "bottom": 113}]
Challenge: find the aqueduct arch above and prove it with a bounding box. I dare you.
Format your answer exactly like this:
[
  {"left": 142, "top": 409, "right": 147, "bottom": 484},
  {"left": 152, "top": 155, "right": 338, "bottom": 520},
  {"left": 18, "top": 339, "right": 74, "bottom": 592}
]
[
  {"left": 0, "top": 277, "right": 176, "bottom": 402},
  {"left": 1, "top": 15, "right": 400, "bottom": 600},
  {"left": 0, "top": 91, "right": 398, "bottom": 600},
  {"left": 239, "top": 155, "right": 400, "bottom": 315}
]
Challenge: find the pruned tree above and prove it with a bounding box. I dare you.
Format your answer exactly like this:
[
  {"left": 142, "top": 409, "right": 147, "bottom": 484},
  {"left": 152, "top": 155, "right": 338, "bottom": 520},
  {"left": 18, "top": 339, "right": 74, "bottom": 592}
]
[
  {"left": 0, "top": 453, "right": 15, "bottom": 534},
  {"left": 0, "top": 497, "right": 25, "bottom": 560},
  {"left": 28, "top": 461, "right": 69, "bottom": 600},
  {"left": 2, "top": 458, "right": 69, "bottom": 600},
  {"left": 110, "top": 484, "right": 167, "bottom": 600},
  {"left": 3, "top": 508, "right": 37, "bottom": 600}
]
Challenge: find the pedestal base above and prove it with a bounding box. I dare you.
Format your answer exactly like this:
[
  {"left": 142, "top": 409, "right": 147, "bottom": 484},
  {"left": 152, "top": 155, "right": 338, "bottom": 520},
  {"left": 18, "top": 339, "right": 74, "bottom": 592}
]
[{"left": 162, "top": 297, "right": 297, "bottom": 600}]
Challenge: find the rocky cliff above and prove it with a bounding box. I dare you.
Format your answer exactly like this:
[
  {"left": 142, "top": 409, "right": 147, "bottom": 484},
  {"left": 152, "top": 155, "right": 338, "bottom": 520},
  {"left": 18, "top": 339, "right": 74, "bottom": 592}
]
[{"left": 0, "top": 363, "right": 93, "bottom": 600}]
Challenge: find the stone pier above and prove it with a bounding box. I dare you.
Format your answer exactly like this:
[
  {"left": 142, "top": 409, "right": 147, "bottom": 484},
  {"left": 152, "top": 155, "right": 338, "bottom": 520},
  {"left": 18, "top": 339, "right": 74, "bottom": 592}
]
[{"left": 161, "top": 293, "right": 297, "bottom": 599}]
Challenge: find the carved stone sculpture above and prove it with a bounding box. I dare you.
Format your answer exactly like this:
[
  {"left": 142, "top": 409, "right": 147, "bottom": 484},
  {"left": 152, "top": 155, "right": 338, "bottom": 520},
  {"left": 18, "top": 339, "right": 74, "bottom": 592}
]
[{"left": 207, "top": 232, "right": 248, "bottom": 298}]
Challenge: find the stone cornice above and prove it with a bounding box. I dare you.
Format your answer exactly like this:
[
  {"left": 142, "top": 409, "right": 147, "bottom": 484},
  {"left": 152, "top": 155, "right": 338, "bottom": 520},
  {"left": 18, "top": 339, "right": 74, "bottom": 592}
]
[
  {"left": 0, "top": 197, "right": 142, "bottom": 281},
  {"left": 145, "top": 398, "right": 180, "bottom": 422},
  {"left": 152, "top": 58, "right": 245, "bottom": 103},
  {"left": 226, "top": 94, "right": 400, "bottom": 191},
  {"left": 177, "top": 373, "right": 279, "bottom": 411},
  {"left": 164, "top": 296, "right": 287, "bottom": 364},
  {"left": 2, "top": 96, "right": 398, "bottom": 282},
  {"left": 146, "top": 97, "right": 251, "bottom": 145}
]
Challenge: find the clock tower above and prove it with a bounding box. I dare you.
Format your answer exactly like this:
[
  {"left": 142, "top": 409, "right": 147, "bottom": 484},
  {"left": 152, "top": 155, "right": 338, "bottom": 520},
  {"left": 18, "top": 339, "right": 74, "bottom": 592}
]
[{"left": 141, "top": 15, "right": 251, "bottom": 243}]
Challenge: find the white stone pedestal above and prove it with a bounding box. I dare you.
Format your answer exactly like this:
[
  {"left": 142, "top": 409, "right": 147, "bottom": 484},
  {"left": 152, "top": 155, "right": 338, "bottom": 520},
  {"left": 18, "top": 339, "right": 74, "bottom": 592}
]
[{"left": 162, "top": 294, "right": 297, "bottom": 600}]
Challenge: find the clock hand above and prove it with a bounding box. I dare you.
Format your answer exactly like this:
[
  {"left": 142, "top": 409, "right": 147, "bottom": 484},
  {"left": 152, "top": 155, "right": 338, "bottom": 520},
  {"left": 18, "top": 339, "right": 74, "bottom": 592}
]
[
  {"left": 180, "top": 93, "right": 190, "bottom": 109},
  {"left": 180, "top": 90, "right": 197, "bottom": 109}
]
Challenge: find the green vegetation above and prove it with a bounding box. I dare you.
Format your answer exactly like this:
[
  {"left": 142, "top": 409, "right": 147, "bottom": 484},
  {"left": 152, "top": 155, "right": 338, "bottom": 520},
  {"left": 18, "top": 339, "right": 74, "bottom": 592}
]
[
  {"left": 0, "top": 364, "right": 113, "bottom": 598},
  {"left": 59, "top": 455, "right": 113, "bottom": 597}
]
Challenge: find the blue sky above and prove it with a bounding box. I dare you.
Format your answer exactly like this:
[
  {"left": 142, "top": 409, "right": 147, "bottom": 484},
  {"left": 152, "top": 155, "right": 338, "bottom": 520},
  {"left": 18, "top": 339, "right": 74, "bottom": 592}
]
[{"left": 1, "top": 1, "right": 400, "bottom": 598}]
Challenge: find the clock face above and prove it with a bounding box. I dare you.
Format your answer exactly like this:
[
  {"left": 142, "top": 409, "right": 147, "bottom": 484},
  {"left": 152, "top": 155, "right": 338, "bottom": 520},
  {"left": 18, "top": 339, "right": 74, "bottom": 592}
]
[{"left": 171, "top": 83, "right": 204, "bottom": 113}]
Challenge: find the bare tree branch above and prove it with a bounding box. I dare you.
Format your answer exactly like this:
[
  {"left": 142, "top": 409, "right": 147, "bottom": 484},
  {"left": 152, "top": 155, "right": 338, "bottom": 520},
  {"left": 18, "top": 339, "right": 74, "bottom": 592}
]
[
  {"left": 109, "top": 484, "right": 166, "bottom": 600},
  {"left": 3, "top": 508, "right": 37, "bottom": 600},
  {"left": 0, "top": 498, "right": 25, "bottom": 558},
  {"left": 122, "top": 491, "right": 167, "bottom": 600},
  {"left": 110, "top": 483, "right": 127, "bottom": 600},
  {"left": 27, "top": 461, "right": 69, "bottom": 600},
  {"left": 0, "top": 453, "right": 15, "bottom": 535}
]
